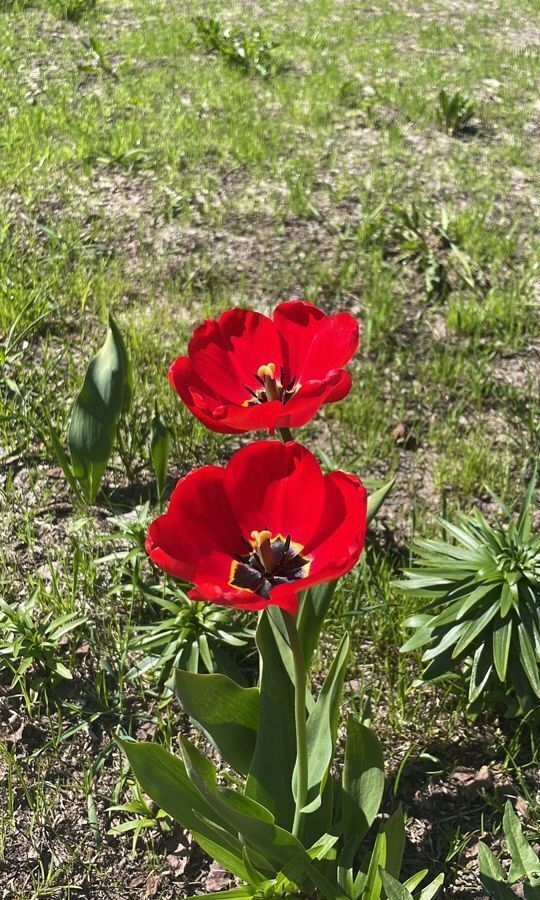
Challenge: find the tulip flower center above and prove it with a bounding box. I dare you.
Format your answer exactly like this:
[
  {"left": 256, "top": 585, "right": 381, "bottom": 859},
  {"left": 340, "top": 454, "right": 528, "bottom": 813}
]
[
  {"left": 242, "top": 363, "right": 299, "bottom": 408},
  {"left": 229, "top": 531, "right": 311, "bottom": 599}
]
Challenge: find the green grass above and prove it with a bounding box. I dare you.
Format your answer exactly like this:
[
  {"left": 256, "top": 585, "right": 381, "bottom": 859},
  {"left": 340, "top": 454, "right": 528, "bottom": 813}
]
[{"left": 0, "top": 0, "right": 539, "bottom": 896}]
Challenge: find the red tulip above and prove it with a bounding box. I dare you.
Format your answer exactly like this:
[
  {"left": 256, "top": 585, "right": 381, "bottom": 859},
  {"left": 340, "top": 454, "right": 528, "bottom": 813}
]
[
  {"left": 169, "top": 301, "right": 359, "bottom": 434},
  {"left": 146, "top": 441, "right": 367, "bottom": 616}
]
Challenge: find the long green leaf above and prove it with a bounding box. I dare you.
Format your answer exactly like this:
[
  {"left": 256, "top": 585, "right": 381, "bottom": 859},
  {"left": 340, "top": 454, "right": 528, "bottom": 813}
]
[
  {"left": 402, "top": 870, "right": 428, "bottom": 893},
  {"left": 380, "top": 870, "right": 413, "bottom": 900},
  {"left": 200, "top": 889, "right": 255, "bottom": 900},
  {"left": 400, "top": 626, "right": 435, "bottom": 654},
  {"left": 341, "top": 718, "right": 385, "bottom": 858},
  {"left": 297, "top": 581, "right": 337, "bottom": 672},
  {"left": 68, "top": 313, "right": 131, "bottom": 501},
  {"left": 245, "top": 610, "right": 296, "bottom": 831},
  {"left": 451, "top": 604, "right": 499, "bottom": 659},
  {"left": 294, "top": 634, "right": 349, "bottom": 812},
  {"left": 361, "top": 828, "right": 386, "bottom": 900},
  {"left": 367, "top": 476, "right": 396, "bottom": 525},
  {"left": 382, "top": 806, "right": 406, "bottom": 880},
  {"left": 150, "top": 407, "right": 170, "bottom": 505},
  {"left": 422, "top": 622, "right": 467, "bottom": 661},
  {"left": 516, "top": 467, "right": 537, "bottom": 540},
  {"left": 418, "top": 873, "right": 445, "bottom": 900},
  {"left": 422, "top": 644, "right": 460, "bottom": 681},
  {"left": 181, "top": 738, "right": 344, "bottom": 900},
  {"left": 116, "top": 739, "right": 249, "bottom": 881},
  {"left": 478, "top": 842, "right": 515, "bottom": 900},
  {"left": 47, "top": 426, "right": 84, "bottom": 501},
  {"left": 492, "top": 619, "right": 512, "bottom": 682},
  {"left": 504, "top": 801, "right": 540, "bottom": 882},
  {"left": 175, "top": 670, "right": 259, "bottom": 775},
  {"left": 468, "top": 642, "right": 493, "bottom": 703},
  {"left": 517, "top": 623, "right": 540, "bottom": 697}
]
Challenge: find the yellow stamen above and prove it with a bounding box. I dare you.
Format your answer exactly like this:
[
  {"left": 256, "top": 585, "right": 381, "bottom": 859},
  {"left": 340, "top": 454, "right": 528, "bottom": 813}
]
[
  {"left": 257, "top": 362, "right": 276, "bottom": 380},
  {"left": 250, "top": 529, "right": 277, "bottom": 573},
  {"left": 251, "top": 529, "right": 273, "bottom": 546}
]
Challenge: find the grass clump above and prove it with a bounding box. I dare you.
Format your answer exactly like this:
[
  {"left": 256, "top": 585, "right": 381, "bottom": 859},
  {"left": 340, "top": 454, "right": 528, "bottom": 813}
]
[{"left": 193, "top": 15, "right": 281, "bottom": 78}]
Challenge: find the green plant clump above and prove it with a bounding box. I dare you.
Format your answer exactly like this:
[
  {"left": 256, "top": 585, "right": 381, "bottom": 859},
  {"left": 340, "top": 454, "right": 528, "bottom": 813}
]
[
  {"left": 437, "top": 89, "right": 476, "bottom": 135},
  {"left": 478, "top": 801, "right": 540, "bottom": 898},
  {"left": 193, "top": 15, "right": 280, "bottom": 78},
  {"left": 398, "top": 471, "right": 540, "bottom": 715},
  {"left": 0, "top": 593, "right": 87, "bottom": 699}
]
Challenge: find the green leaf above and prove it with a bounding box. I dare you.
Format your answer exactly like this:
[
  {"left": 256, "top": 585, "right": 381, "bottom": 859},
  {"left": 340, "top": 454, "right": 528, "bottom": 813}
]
[
  {"left": 150, "top": 407, "right": 170, "bottom": 504},
  {"left": 181, "top": 738, "right": 344, "bottom": 900},
  {"left": 507, "top": 653, "right": 537, "bottom": 713},
  {"left": 341, "top": 718, "right": 384, "bottom": 857},
  {"left": 68, "top": 313, "right": 131, "bottom": 501},
  {"left": 294, "top": 634, "right": 349, "bottom": 811},
  {"left": 245, "top": 610, "right": 297, "bottom": 831},
  {"left": 116, "top": 738, "right": 250, "bottom": 881},
  {"left": 451, "top": 604, "right": 499, "bottom": 659},
  {"left": 478, "top": 842, "right": 516, "bottom": 899},
  {"left": 517, "top": 623, "right": 540, "bottom": 697},
  {"left": 382, "top": 806, "right": 406, "bottom": 880},
  {"left": 201, "top": 889, "right": 256, "bottom": 900},
  {"left": 47, "top": 426, "right": 83, "bottom": 501},
  {"left": 361, "top": 828, "right": 386, "bottom": 900},
  {"left": 402, "top": 870, "right": 428, "bottom": 893},
  {"left": 422, "top": 644, "right": 460, "bottom": 681},
  {"left": 500, "top": 581, "right": 516, "bottom": 618},
  {"left": 297, "top": 581, "right": 337, "bottom": 672},
  {"left": 468, "top": 642, "right": 492, "bottom": 704},
  {"left": 422, "top": 622, "right": 467, "bottom": 661},
  {"left": 54, "top": 661, "right": 73, "bottom": 679},
  {"left": 516, "top": 467, "right": 537, "bottom": 540},
  {"left": 174, "top": 670, "right": 259, "bottom": 775},
  {"left": 367, "top": 476, "right": 396, "bottom": 525},
  {"left": 400, "top": 622, "right": 435, "bottom": 653},
  {"left": 417, "top": 873, "right": 445, "bottom": 900},
  {"left": 492, "top": 619, "right": 512, "bottom": 682},
  {"left": 504, "top": 801, "right": 540, "bottom": 882},
  {"left": 380, "top": 870, "right": 413, "bottom": 900}
]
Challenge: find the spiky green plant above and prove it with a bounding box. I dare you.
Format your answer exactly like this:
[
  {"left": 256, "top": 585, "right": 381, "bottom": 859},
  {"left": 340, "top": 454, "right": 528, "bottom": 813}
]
[
  {"left": 397, "top": 471, "right": 540, "bottom": 715},
  {"left": 102, "top": 504, "right": 254, "bottom": 688},
  {"left": 437, "top": 89, "right": 476, "bottom": 135},
  {"left": 128, "top": 592, "right": 254, "bottom": 687}
]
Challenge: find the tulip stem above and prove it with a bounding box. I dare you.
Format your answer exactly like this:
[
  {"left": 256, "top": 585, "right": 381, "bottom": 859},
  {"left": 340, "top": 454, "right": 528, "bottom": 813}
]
[
  {"left": 283, "top": 611, "right": 308, "bottom": 838},
  {"left": 278, "top": 426, "right": 293, "bottom": 442}
]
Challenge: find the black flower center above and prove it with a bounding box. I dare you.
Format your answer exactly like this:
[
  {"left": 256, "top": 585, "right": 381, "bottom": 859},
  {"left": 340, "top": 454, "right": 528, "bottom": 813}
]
[
  {"left": 243, "top": 363, "right": 299, "bottom": 407},
  {"left": 229, "top": 532, "right": 311, "bottom": 599}
]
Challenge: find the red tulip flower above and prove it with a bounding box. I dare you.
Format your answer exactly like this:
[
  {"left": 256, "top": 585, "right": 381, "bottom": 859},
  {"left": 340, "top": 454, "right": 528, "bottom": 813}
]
[
  {"left": 146, "top": 441, "right": 367, "bottom": 616},
  {"left": 169, "top": 301, "right": 359, "bottom": 435}
]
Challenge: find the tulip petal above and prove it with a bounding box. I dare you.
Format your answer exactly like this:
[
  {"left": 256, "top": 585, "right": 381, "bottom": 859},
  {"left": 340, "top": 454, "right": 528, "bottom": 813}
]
[
  {"left": 146, "top": 467, "right": 242, "bottom": 584},
  {"left": 188, "top": 309, "right": 283, "bottom": 404},
  {"left": 223, "top": 441, "right": 326, "bottom": 549},
  {"left": 273, "top": 300, "right": 359, "bottom": 385}
]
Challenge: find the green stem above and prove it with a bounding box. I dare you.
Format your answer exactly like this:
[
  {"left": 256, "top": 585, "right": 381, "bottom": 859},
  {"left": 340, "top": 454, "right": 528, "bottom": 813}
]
[
  {"left": 283, "top": 611, "right": 308, "bottom": 838},
  {"left": 278, "top": 425, "right": 293, "bottom": 442}
]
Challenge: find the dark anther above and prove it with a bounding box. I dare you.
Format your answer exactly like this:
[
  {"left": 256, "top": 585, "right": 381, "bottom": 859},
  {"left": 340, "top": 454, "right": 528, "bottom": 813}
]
[
  {"left": 230, "top": 533, "right": 310, "bottom": 600},
  {"left": 244, "top": 385, "right": 259, "bottom": 399},
  {"left": 278, "top": 534, "right": 291, "bottom": 564}
]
